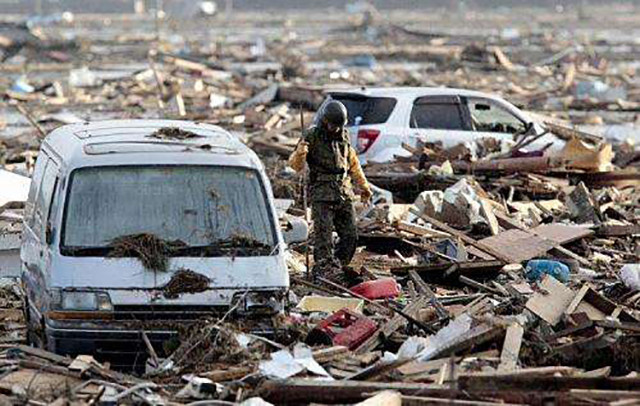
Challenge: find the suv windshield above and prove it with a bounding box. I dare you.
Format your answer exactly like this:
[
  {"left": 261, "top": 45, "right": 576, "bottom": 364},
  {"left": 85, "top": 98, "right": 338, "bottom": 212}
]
[
  {"left": 330, "top": 94, "right": 397, "bottom": 126},
  {"left": 61, "top": 165, "right": 276, "bottom": 257}
]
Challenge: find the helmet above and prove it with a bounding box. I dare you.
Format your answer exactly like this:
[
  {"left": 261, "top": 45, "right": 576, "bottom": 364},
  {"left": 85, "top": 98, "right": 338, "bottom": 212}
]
[{"left": 321, "top": 100, "right": 348, "bottom": 127}]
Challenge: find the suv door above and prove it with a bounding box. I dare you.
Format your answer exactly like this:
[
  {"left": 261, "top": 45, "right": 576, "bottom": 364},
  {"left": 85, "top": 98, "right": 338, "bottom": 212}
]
[
  {"left": 464, "top": 97, "right": 528, "bottom": 145},
  {"left": 406, "top": 95, "right": 474, "bottom": 149},
  {"left": 407, "top": 95, "right": 528, "bottom": 151}
]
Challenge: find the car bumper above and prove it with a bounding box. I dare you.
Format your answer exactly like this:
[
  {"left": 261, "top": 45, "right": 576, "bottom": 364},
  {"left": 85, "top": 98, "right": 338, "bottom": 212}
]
[{"left": 45, "top": 324, "right": 177, "bottom": 372}]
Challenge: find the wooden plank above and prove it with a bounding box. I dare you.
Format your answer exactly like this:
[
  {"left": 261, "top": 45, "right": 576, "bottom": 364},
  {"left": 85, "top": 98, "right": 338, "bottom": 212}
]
[
  {"left": 565, "top": 285, "right": 591, "bottom": 316},
  {"left": 313, "top": 346, "right": 351, "bottom": 363},
  {"left": 479, "top": 198, "right": 500, "bottom": 236},
  {"left": 259, "top": 379, "right": 458, "bottom": 404},
  {"left": 435, "top": 362, "right": 450, "bottom": 385},
  {"left": 577, "top": 367, "right": 611, "bottom": 378},
  {"left": 397, "top": 221, "right": 450, "bottom": 238},
  {"left": 408, "top": 270, "right": 449, "bottom": 319},
  {"left": 498, "top": 323, "right": 524, "bottom": 372},
  {"left": 201, "top": 366, "right": 254, "bottom": 381},
  {"left": 525, "top": 275, "right": 576, "bottom": 326},
  {"left": 595, "top": 320, "right": 640, "bottom": 333},
  {"left": 531, "top": 223, "right": 594, "bottom": 245},
  {"left": 355, "top": 296, "right": 430, "bottom": 354},
  {"left": 14, "top": 345, "right": 71, "bottom": 366},
  {"left": 494, "top": 211, "right": 526, "bottom": 230},
  {"left": 544, "top": 121, "right": 603, "bottom": 144},
  {"left": 494, "top": 211, "right": 591, "bottom": 267},
  {"left": 459, "top": 375, "right": 640, "bottom": 393},
  {"left": 434, "top": 325, "right": 505, "bottom": 360},
  {"left": 401, "top": 395, "right": 526, "bottom": 406},
  {"left": 399, "top": 358, "right": 451, "bottom": 377},
  {"left": 461, "top": 366, "right": 578, "bottom": 379},
  {"left": 459, "top": 275, "right": 502, "bottom": 295},
  {"left": 596, "top": 224, "right": 640, "bottom": 237},
  {"left": 468, "top": 229, "right": 557, "bottom": 263},
  {"left": 566, "top": 286, "right": 639, "bottom": 323},
  {"left": 391, "top": 260, "right": 504, "bottom": 278},
  {"left": 569, "top": 389, "right": 640, "bottom": 401},
  {"left": 356, "top": 391, "right": 402, "bottom": 406},
  {"left": 399, "top": 350, "right": 499, "bottom": 379},
  {"left": 549, "top": 246, "right": 591, "bottom": 268},
  {"left": 409, "top": 209, "right": 510, "bottom": 263},
  {"left": 454, "top": 295, "right": 492, "bottom": 317}
]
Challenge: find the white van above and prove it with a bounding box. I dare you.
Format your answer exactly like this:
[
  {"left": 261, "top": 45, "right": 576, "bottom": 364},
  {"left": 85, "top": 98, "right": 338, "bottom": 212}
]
[{"left": 21, "top": 120, "right": 298, "bottom": 369}]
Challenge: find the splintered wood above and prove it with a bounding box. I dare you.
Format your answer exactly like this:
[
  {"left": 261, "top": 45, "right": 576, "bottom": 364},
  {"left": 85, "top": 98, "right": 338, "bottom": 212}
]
[{"left": 526, "top": 275, "right": 576, "bottom": 326}]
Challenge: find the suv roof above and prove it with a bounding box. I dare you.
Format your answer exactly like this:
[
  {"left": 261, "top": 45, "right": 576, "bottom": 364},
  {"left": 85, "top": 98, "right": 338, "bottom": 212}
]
[
  {"left": 328, "top": 86, "right": 505, "bottom": 102},
  {"left": 42, "top": 120, "right": 260, "bottom": 169}
]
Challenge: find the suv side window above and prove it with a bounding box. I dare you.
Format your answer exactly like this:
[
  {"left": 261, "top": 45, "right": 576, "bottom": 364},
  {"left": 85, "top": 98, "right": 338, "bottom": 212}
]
[
  {"left": 466, "top": 98, "right": 526, "bottom": 134},
  {"left": 330, "top": 95, "right": 397, "bottom": 126},
  {"left": 410, "top": 95, "right": 471, "bottom": 131},
  {"left": 25, "top": 154, "right": 49, "bottom": 229},
  {"left": 33, "top": 159, "right": 59, "bottom": 241}
]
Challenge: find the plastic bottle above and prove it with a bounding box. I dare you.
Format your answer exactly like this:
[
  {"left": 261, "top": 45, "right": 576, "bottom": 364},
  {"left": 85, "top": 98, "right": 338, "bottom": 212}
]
[
  {"left": 525, "top": 259, "right": 570, "bottom": 283},
  {"left": 350, "top": 278, "right": 400, "bottom": 300}
]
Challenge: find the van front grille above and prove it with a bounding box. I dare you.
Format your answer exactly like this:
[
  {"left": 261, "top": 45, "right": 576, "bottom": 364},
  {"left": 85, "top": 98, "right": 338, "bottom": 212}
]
[{"left": 112, "top": 304, "right": 227, "bottom": 321}]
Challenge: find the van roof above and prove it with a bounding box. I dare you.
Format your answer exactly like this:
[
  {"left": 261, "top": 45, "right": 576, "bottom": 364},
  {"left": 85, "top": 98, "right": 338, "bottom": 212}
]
[{"left": 43, "top": 120, "right": 260, "bottom": 170}]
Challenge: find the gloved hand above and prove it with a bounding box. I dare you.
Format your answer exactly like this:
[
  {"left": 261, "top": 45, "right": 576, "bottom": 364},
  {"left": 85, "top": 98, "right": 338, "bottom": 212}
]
[{"left": 360, "top": 187, "right": 373, "bottom": 204}]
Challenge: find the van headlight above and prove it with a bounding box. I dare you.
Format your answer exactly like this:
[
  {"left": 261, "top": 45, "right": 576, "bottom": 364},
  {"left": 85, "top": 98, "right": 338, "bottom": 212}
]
[
  {"left": 233, "top": 290, "right": 285, "bottom": 315},
  {"left": 52, "top": 290, "right": 113, "bottom": 311}
]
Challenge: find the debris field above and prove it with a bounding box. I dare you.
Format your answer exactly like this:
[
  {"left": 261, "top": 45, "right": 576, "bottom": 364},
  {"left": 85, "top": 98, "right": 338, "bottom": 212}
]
[{"left": 2, "top": 2, "right": 640, "bottom": 405}]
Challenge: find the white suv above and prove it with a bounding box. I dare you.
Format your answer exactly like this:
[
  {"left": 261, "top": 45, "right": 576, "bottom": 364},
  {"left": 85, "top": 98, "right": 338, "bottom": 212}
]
[{"left": 321, "top": 87, "right": 554, "bottom": 164}]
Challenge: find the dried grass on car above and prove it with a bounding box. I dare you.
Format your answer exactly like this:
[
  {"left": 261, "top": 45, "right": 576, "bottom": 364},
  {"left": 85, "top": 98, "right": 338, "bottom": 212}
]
[
  {"left": 108, "top": 233, "right": 185, "bottom": 272},
  {"left": 148, "top": 127, "right": 202, "bottom": 140},
  {"left": 163, "top": 268, "right": 211, "bottom": 299}
]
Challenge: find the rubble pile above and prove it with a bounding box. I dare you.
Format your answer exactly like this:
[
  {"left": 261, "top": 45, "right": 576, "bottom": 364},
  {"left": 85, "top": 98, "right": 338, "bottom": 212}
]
[{"left": 2, "top": 2, "right": 640, "bottom": 405}]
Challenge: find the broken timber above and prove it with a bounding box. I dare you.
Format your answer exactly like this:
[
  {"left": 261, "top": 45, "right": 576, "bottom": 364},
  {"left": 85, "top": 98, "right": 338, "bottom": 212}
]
[
  {"left": 354, "top": 296, "right": 430, "bottom": 354},
  {"left": 494, "top": 211, "right": 591, "bottom": 267},
  {"left": 391, "top": 260, "right": 504, "bottom": 280},
  {"left": 408, "top": 270, "right": 449, "bottom": 319},
  {"left": 409, "top": 208, "right": 511, "bottom": 263}
]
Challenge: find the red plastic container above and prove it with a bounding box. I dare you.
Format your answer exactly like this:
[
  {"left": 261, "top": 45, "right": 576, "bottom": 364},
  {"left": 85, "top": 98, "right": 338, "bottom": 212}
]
[
  {"left": 350, "top": 278, "right": 400, "bottom": 300},
  {"left": 307, "top": 308, "right": 378, "bottom": 350}
]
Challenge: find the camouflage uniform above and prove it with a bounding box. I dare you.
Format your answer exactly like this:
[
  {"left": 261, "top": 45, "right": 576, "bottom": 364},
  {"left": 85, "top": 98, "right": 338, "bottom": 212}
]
[{"left": 289, "top": 124, "right": 371, "bottom": 275}]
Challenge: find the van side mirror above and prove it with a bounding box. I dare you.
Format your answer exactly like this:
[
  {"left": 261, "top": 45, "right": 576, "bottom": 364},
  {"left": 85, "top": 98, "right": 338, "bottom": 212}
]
[
  {"left": 45, "top": 223, "right": 54, "bottom": 245},
  {"left": 282, "top": 216, "right": 309, "bottom": 245}
]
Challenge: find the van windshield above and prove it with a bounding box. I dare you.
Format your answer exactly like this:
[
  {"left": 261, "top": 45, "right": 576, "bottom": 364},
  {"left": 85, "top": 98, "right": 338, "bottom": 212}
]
[{"left": 61, "top": 165, "right": 276, "bottom": 257}]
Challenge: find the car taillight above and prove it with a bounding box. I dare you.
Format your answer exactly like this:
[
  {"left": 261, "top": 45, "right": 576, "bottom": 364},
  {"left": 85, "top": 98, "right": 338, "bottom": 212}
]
[{"left": 357, "top": 129, "right": 381, "bottom": 153}]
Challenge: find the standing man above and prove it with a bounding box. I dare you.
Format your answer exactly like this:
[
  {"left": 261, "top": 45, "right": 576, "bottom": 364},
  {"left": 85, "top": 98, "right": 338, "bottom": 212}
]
[{"left": 288, "top": 100, "right": 373, "bottom": 279}]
